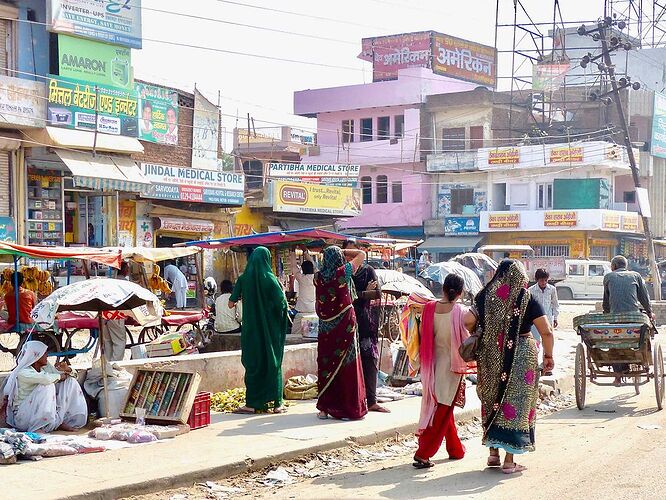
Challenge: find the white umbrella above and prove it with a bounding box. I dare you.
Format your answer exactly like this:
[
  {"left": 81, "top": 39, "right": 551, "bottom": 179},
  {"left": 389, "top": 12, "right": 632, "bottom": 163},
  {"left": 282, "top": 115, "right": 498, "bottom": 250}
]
[
  {"left": 375, "top": 269, "right": 435, "bottom": 299},
  {"left": 31, "top": 279, "right": 163, "bottom": 416},
  {"left": 450, "top": 252, "right": 498, "bottom": 285},
  {"left": 419, "top": 261, "right": 484, "bottom": 296}
]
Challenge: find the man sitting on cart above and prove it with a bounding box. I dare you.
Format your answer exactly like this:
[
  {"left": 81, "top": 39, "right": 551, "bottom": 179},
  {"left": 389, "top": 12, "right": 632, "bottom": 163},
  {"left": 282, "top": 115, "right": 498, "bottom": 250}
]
[{"left": 602, "top": 255, "right": 654, "bottom": 384}]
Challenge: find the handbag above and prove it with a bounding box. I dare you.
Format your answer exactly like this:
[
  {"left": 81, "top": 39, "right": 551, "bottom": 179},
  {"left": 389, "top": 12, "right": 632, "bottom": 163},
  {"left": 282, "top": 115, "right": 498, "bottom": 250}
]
[{"left": 458, "top": 306, "right": 482, "bottom": 362}]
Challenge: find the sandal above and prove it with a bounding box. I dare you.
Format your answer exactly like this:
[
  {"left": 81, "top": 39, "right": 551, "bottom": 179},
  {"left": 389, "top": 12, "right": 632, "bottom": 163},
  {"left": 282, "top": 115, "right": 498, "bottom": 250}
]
[
  {"left": 232, "top": 406, "right": 256, "bottom": 415},
  {"left": 412, "top": 456, "right": 434, "bottom": 469},
  {"left": 272, "top": 406, "right": 287, "bottom": 414},
  {"left": 502, "top": 463, "right": 527, "bottom": 474},
  {"left": 487, "top": 455, "right": 501, "bottom": 467},
  {"left": 317, "top": 411, "right": 329, "bottom": 420},
  {"left": 369, "top": 404, "right": 391, "bottom": 413}
]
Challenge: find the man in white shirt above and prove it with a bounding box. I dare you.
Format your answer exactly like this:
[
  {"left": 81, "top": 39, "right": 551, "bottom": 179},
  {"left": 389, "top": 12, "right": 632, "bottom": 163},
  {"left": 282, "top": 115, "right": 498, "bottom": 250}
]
[
  {"left": 164, "top": 261, "right": 188, "bottom": 309},
  {"left": 289, "top": 248, "right": 316, "bottom": 335},
  {"left": 528, "top": 268, "right": 559, "bottom": 375},
  {"left": 214, "top": 280, "right": 242, "bottom": 333}
]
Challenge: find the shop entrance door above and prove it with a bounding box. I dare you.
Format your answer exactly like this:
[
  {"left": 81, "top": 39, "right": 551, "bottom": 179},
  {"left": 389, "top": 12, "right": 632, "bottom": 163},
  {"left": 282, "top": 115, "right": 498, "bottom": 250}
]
[{"left": 157, "top": 234, "right": 201, "bottom": 309}]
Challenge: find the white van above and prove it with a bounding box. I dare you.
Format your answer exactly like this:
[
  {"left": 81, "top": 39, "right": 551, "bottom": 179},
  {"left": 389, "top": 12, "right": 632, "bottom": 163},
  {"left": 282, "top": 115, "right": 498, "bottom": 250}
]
[{"left": 555, "top": 259, "right": 611, "bottom": 300}]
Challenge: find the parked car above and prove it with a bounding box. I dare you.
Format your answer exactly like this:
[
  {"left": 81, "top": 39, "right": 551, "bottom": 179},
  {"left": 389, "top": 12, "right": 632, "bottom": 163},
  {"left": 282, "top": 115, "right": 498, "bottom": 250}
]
[{"left": 555, "top": 259, "right": 611, "bottom": 300}]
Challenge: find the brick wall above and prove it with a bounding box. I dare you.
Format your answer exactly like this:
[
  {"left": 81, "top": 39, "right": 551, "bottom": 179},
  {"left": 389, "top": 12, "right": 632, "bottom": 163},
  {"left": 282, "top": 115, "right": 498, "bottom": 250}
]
[{"left": 133, "top": 92, "right": 194, "bottom": 168}]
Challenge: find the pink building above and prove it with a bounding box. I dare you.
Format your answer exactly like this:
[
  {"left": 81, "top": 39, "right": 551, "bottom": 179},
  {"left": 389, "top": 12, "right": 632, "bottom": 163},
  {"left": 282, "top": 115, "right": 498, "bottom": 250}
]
[{"left": 294, "top": 67, "right": 479, "bottom": 237}]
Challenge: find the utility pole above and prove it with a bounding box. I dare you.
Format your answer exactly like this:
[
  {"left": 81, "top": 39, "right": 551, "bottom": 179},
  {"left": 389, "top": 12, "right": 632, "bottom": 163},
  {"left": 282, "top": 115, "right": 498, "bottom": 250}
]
[{"left": 579, "top": 17, "right": 662, "bottom": 300}]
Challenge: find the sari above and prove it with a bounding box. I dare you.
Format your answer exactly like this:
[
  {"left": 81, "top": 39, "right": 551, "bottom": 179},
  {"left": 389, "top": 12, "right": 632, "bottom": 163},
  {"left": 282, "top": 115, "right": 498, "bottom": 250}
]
[
  {"left": 230, "top": 247, "right": 289, "bottom": 411},
  {"left": 475, "top": 260, "right": 540, "bottom": 454},
  {"left": 314, "top": 246, "right": 367, "bottom": 420}
]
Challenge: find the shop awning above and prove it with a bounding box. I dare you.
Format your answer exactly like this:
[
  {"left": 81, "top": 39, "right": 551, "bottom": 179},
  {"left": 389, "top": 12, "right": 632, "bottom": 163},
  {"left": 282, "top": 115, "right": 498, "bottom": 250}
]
[
  {"left": 55, "top": 150, "right": 151, "bottom": 193},
  {"left": 32, "top": 127, "right": 144, "bottom": 154},
  {"left": 102, "top": 246, "right": 202, "bottom": 263},
  {"left": 0, "top": 242, "right": 121, "bottom": 268},
  {"left": 419, "top": 236, "right": 483, "bottom": 254}
]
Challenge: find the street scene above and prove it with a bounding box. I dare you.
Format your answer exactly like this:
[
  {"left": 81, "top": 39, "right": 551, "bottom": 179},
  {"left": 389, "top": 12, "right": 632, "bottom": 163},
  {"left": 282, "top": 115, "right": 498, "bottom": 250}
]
[{"left": 3, "top": 0, "right": 666, "bottom": 499}]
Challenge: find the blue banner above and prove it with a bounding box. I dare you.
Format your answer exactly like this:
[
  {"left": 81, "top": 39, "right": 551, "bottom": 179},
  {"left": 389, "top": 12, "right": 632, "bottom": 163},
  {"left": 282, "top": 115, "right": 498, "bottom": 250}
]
[
  {"left": 652, "top": 92, "right": 666, "bottom": 159},
  {"left": 444, "top": 216, "right": 480, "bottom": 235}
]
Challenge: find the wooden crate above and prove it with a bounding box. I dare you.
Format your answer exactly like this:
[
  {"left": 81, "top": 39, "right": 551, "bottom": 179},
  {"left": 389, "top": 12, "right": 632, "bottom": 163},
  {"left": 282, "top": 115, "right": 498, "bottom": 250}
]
[{"left": 120, "top": 368, "right": 201, "bottom": 424}]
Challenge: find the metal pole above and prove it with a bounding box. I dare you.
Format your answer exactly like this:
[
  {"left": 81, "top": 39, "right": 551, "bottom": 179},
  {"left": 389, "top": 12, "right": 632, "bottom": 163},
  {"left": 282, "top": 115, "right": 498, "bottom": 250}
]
[
  {"left": 13, "top": 256, "right": 19, "bottom": 333},
  {"left": 599, "top": 21, "right": 662, "bottom": 300}
]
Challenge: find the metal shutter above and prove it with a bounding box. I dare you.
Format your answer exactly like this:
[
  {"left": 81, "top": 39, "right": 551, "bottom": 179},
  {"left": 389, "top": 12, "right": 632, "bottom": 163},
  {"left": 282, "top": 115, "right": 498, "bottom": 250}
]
[
  {"left": 0, "top": 19, "right": 7, "bottom": 76},
  {"left": 0, "top": 151, "right": 9, "bottom": 216}
]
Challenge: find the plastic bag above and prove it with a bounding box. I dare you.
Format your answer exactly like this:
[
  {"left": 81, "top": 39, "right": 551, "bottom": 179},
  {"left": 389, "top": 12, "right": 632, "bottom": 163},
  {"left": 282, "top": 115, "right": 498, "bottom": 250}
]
[{"left": 283, "top": 374, "right": 318, "bottom": 400}]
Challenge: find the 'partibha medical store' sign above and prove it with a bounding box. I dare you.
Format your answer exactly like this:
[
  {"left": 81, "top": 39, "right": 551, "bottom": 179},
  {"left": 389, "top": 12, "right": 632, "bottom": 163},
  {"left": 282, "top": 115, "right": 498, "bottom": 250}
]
[
  {"left": 268, "top": 163, "right": 360, "bottom": 187},
  {"left": 141, "top": 163, "right": 244, "bottom": 205}
]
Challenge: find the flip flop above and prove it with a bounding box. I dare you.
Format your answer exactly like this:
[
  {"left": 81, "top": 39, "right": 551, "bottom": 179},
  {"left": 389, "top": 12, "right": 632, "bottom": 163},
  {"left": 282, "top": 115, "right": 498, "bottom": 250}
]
[
  {"left": 317, "top": 412, "right": 329, "bottom": 420},
  {"left": 369, "top": 404, "right": 391, "bottom": 413},
  {"left": 232, "top": 406, "right": 256, "bottom": 415},
  {"left": 487, "top": 456, "right": 501, "bottom": 467},
  {"left": 412, "top": 456, "right": 434, "bottom": 469},
  {"left": 272, "top": 407, "right": 287, "bottom": 414},
  {"left": 502, "top": 463, "right": 527, "bottom": 474}
]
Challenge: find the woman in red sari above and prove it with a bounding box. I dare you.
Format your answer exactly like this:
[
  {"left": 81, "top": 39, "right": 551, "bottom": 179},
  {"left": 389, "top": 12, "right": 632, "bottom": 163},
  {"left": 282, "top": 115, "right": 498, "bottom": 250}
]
[{"left": 315, "top": 245, "right": 368, "bottom": 420}]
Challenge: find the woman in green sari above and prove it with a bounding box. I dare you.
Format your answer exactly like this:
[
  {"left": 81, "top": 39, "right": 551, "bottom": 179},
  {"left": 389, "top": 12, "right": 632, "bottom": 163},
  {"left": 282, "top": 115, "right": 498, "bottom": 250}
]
[{"left": 229, "top": 246, "right": 289, "bottom": 414}]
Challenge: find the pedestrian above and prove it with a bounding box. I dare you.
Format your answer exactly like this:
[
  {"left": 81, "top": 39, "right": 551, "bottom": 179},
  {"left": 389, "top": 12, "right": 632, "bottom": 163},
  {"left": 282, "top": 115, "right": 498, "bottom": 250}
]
[
  {"left": 463, "top": 259, "right": 555, "bottom": 474},
  {"left": 289, "top": 247, "right": 316, "bottom": 336},
  {"left": 410, "top": 273, "right": 477, "bottom": 468},
  {"left": 164, "top": 261, "right": 188, "bottom": 309},
  {"left": 314, "top": 245, "right": 368, "bottom": 420},
  {"left": 214, "top": 280, "right": 242, "bottom": 333},
  {"left": 528, "top": 268, "right": 559, "bottom": 376},
  {"left": 229, "top": 247, "right": 289, "bottom": 414},
  {"left": 342, "top": 240, "right": 389, "bottom": 413}
]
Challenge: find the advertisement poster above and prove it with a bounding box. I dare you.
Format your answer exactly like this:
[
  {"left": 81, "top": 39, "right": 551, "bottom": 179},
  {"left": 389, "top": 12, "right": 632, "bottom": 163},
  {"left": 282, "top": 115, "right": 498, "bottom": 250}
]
[
  {"left": 58, "top": 34, "right": 132, "bottom": 90},
  {"left": 47, "top": 74, "right": 138, "bottom": 137},
  {"left": 432, "top": 33, "right": 497, "bottom": 87},
  {"left": 192, "top": 89, "right": 219, "bottom": 169},
  {"left": 47, "top": 0, "right": 143, "bottom": 49},
  {"left": 532, "top": 62, "right": 570, "bottom": 91},
  {"left": 267, "top": 163, "right": 360, "bottom": 187},
  {"left": 621, "top": 213, "right": 639, "bottom": 232},
  {"left": 488, "top": 212, "right": 520, "bottom": 229},
  {"left": 601, "top": 212, "right": 621, "bottom": 230},
  {"left": 141, "top": 163, "right": 244, "bottom": 205},
  {"left": 652, "top": 92, "right": 666, "bottom": 159},
  {"left": 359, "top": 31, "right": 432, "bottom": 82},
  {"left": 0, "top": 216, "right": 16, "bottom": 242},
  {"left": 118, "top": 200, "right": 136, "bottom": 247},
  {"left": 487, "top": 148, "right": 520, "bottom": 165},
  {"left": 0, "top": 77, "right": 46, "bottom": 128},
  {"left": 544, "top": 211, "right": 577, "bottom": 227},
  {"left": 444, "top": 216, "right": 480, "bottom": 235},
  {"left": 273, "top": 180, "right": 362, "bottom": 216},
  {"left": 136, "top": 83, "right": 178, "bottom": 145}
]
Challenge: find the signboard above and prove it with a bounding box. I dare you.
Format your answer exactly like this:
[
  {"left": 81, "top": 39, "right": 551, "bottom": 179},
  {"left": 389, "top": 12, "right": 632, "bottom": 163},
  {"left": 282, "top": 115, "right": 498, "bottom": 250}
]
[
  {"left": 444, "top": 216, "right": 479, "bottom": 236},
  {"left": 360, "top": 32, "right": 432, "bottom": 82},
  {"left": 141, "top": 163, "right": 244, "bottom": 205},
  {"left": 487, "top": 148, "right": 520, "bottom": 165},
  {"left": 192, "top": 89, "right": 219, "bottom": 170},
  {"left": 621, "top": 213, "right": 639, "bottom": 232},
  {"left": 488, "top": 213, "right": 520, "bottom": 229},
  {"left": 549, "top": 146, "right": 584, "bottom": 163},
  {"left": 237, "top": 127, "right": 281, "bottom": 145},
  {"left": 432, "top": 33, "right": 496, "bottom": 87},
  {"left": 118, "top": 200, "right": 135, "bottom": 247},
  {"left": 136, "top": 83, "right": 178, "bottom": 145},
  {"left": 532, "top": 62, "right": 570, "bottom": 91},
  {"left": 0, "top": 77, "right": 46, "bottom": 128},
  {"left": 273, "top": 180, "right": 361, "bottom": 216},
  {"left": 47, "top": 0, "right": 143, "bottom": 49},
  {"left": 58, "top": 34, "right": 132, "bottom": 90},
  {"left": 544, "top": 211, "right": 577, "bottom": 227},
  {"left": 0, "top": 216, "right": 16, "bottom": 242},
  {"left": 267, "top": 163, "right": 360, "bottom": 187},
  {"left": 652, "top": 92, "right": 666, "bottom": 159},
  {"left": 601, "top": 212, "right": 621, "bottom": 230},
  {"left": 47, "top": 74, "right": 138, "bottom": 137},
  {"left": 159, "top": 218, "right": 214, "bottom": 234}
]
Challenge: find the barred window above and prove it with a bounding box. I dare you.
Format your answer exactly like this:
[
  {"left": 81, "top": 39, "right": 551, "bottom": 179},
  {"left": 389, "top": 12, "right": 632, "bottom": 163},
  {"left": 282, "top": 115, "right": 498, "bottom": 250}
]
[
  {"left": 532, "top": 244, "right": 570, "bottom": 257},
  {"left": 590, "top": 246, "right": 611, "bottom": 259}
]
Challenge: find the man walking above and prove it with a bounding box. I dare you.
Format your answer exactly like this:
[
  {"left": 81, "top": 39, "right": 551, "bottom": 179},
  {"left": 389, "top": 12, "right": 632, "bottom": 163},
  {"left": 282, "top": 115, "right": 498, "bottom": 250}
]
[{"left": 528, "top": 268, "right": 559, "bottom": 376}]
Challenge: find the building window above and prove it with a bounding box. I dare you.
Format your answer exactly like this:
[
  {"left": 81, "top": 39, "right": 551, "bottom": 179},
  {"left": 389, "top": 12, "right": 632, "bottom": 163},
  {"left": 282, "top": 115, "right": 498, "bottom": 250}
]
[
  {"left": 533, "top": 244, "right": 570, "bottom": 257},
  {"left": 392, "top": 181, "right": 403, "bottom": 203},
  {"left": 450, "top": 188, "right": 474, "bottom": 214},
  {"left": 242, "top": 160, "right": 263, "bottom": 190},
  {"left": 590, "top": 246, "right": 610, "bottom": 259},
  {"left": 623, "top": 191, "right": 636, "bottom": 203},
  {"left": 360, "top": 118, "right": 373, "bottom": 142},
  {"left": 361, "top": 176, "right": 372, "bottom": 205},
  {"left": 376, "top": 175, "right": 388, "bottom": 203},
  {"left": 394, "top": 115, "right": 404, "bottom": 138},
  {"left": 378, "top": 116, "right": 390, "bottom": 140},
  {"left": 470, "top": 126, "right": 484, "bottom": 150},
  {"left": 342, "top": 119, "right": 354, "bottom": 143},
  {"left": 537, "top": 182, "right": 553, "bottom": 209},
  {"left": 509, "top": 183, "right": 529, "bottom": 209},
  {"left": 442, "top": 127, "right": 466, "bottom": 151}
]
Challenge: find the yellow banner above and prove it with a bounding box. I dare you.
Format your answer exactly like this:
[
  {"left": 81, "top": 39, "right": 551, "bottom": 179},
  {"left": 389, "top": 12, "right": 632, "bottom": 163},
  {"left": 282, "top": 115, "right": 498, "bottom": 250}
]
[
  {"left": 601, "top": 212, "right": 621, "bottom": 230},
  {"left": 488, "top": 212, "right": 520, "bottom": 228},
  {"left": 273, "top": 181, "right": 361, "bottom": 216},
  {"left": 488, "top": 148, "right": 520, "bottom": 165},
  {"left": 544, "top": 211, "right": 577, "bottom": 227}
]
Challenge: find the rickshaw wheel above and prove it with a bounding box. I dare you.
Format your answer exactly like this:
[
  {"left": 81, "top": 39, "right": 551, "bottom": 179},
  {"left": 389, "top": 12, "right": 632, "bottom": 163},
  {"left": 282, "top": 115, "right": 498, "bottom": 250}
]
[
  {"left": 654, "top": 344, "right": 664, "bottom": 410},
  {"left": 575, "top": 343, "right": 586, "bottom": 410},
  {"left": 15, "top": 331, "right": 62, "bottom": 358}
]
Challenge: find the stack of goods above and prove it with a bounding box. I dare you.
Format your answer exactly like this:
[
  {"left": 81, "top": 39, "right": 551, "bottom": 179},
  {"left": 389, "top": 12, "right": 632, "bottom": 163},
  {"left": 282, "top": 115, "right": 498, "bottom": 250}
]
[
  {"left": 0, "top": 429, "right": 106, "bottom": 464},
  {"left": 149, "top": 266, "right": 171, "bottom": 296},
  {"left": 88, "top": 423, "right": 188, "bottom": 443},
  {"left": 120, "top": 369, "right": 201, "bottom": 424},
  {"left": 146, "top": 332, "right": 191, "bottom": 358},
  {"left": 0, "top": 267, "right": 53, "bottom": 298}
]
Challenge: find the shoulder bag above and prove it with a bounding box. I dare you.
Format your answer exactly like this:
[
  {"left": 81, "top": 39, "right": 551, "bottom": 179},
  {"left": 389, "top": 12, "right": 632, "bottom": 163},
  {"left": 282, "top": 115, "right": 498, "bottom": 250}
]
[{"left": 459, "top": 305, "right": 482, "bottom": 362}]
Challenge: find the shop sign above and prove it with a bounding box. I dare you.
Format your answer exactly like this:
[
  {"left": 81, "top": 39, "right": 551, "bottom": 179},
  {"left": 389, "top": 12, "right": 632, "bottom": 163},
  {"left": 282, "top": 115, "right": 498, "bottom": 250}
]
[
  {"left": 544, "top": 211, "right": 577, "bottom": 227},
  {"left": 159, "top": 218, "right": 214, "bottom": 234},
  {"left": 141, "top": 163, "right": 244, "bottom": 205},
  {"left": 47, "top": 0, "right": 143, "bottom": 49},
  {"left": 488, "top": 212, "right": 520, "bottom": 229},
  {"left": 47, "top": 74, "right": 138, "bottom": 137},
  {"left": 136, "top": 82, "right": 178, "bottom": 145},
  {"left": 444, "top": 216, "right": 479, "bottom": 236},
  {"left": 237, "top": 127, "right": 281, "bottom": 144},
  {"left": 549, "top": 146, "right": 584, "bottom": 163},
  {"left": 487, "top": 148, "right": 520, "bottom": 165},
  {"left": 601, "top": 212, "right": 621, "bottom": 230},
  {"left": 653, "top": 92, "right": 666, "bottom": 159},
  {"left": 192, "top": 90, "right": 219, "bottom": 170},
  {"left": 0, "top": 76, "right": 46, "bottom": 128},
  {"left": 621, "top": 213, "right": 639, "bottom": 232},
  {"left": 118, "top": 200, "right": 135, "bottom": 247},
  {"left": 267, "top": 163, "right": 360, "bottom": 187},
  {"left": 360, "top": 31, "right": 432, "bottom": 82},
  {"left": 135, "top": 201, "right": 153, "bottom": 247},
  {"left": 273, "top": 180, "right": 361, "bottom": 216},
  {"left": 290, "top": 128, "right": 315, "bottom": 145},
  {"left": 432, "top": 33, "right": 497, "bottom": 87},
  {"left": 532, "top": 62, "right": 570, "bottom": 91},
  {"left": 0, "top": 216, "right": 16, "bottom": 242},
  {"left": 58, "top": 35, "right": 132, "bottom": 90}
]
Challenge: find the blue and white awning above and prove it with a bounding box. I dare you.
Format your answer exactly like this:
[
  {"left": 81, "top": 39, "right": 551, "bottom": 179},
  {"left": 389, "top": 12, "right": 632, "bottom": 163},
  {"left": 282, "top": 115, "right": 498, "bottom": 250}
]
[{"left": 55, "top": 150, "right": 152, "bottom": 194}]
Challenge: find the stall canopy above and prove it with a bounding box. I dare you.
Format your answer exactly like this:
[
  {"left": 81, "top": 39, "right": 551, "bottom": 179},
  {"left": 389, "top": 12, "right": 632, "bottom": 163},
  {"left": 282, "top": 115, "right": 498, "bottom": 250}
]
[
  {"left": 32, "top": 126, "right": 144, "bottom": 154},
  {"left": 55, "top": 150, "right": 151, "bottom": 193},
  {"left": 0, "top": 242, "right": 122, "bottom": 268},
  {"left": 103, "top": 246, "right": 202, "bottom": 263}
]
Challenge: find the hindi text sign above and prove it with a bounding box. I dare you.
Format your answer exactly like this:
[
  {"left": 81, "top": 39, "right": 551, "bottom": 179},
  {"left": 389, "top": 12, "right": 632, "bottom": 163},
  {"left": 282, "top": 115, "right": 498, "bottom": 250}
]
[{"left": 432, "top": 33, "right": 497, "bottom": 87}]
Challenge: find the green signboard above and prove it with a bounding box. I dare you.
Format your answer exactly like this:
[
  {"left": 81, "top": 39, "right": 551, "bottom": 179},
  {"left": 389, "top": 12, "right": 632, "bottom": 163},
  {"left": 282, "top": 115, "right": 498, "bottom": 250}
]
[
  {"left": 58, "top": 34, "right": 132, "bottom": 90},
  {"left": 136, "top": 82, "right": 179, "bottom": 145},
  {"left": 47, "top": 74, "right": 138, "bottom": 137}
]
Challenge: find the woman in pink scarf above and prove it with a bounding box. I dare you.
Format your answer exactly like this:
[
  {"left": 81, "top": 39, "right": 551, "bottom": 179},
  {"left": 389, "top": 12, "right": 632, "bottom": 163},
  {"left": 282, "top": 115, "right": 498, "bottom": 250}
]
[{"left": 408, "top": 273, "right": 476, "bottom": 468}]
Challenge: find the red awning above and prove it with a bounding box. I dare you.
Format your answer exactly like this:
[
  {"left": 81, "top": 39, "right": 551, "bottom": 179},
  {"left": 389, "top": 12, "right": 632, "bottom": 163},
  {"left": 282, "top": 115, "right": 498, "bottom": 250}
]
[{"left": 0, "top": 243, "right": 122, "bottom": 268}]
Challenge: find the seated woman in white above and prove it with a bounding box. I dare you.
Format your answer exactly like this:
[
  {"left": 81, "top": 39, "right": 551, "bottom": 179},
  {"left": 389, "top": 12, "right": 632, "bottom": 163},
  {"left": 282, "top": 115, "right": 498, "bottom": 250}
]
[{"left": 3, "top": 340, "right": 87, "bottom": 432}]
